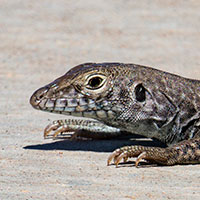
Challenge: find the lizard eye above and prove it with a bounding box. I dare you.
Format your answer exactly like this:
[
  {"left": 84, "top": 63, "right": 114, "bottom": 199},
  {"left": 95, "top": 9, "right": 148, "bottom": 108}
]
[
  {"left": 86, "top": 75, "right": 106, "bottom": 90},
  {"left": 135, "top": 84, "right": 146, "bottom": 102}
]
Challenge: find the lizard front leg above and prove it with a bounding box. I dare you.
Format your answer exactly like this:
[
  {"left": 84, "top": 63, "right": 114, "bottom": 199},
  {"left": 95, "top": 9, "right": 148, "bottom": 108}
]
[
  {"left": 44, "top": 119, "right": 122, "bottom": 139},
  {"left": 107, "top": 138, "right": 200, "bottom": 167}
]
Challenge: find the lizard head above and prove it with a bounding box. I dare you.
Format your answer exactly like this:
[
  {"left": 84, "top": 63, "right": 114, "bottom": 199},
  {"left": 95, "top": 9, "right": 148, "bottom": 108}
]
[
  {"left": 30, "top": 62, "right": 179, "bottom": 138},
  {"left": 30, "top": 63, "right": 119, "bottom": 119}
]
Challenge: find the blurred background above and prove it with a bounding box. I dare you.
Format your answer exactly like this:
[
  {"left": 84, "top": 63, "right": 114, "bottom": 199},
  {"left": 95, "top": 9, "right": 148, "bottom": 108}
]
[
  {"left": 1, "top": 0, "right": 200, "bottom": 79},
  {"left": 1, "top": 1, "right": 200, "bottom": 199}
]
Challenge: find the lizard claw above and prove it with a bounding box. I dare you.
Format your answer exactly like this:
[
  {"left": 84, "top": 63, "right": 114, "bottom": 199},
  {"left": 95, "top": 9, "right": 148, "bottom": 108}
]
[
  {"left": 107, "top": 146, "right": 157, "bottom": 167},
  {"left": 107, "top": 148, "right": 122, "bottom": 167},
  {"left": 44, "top": 121, "right": 60, "bottom": 138},
  {"left": 44, "top": 120, "right": 71, "bottom": 138},
  {"left": 107, "top": 147, "right": 137, "bottom": 167},
  {"left": 107, "top": 145, "right": 172, "bottom": 167}
]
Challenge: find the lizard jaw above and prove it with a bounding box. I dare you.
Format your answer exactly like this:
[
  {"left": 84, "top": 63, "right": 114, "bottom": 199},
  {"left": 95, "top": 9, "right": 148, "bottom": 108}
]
[{"left": 30, "top": 84, "right": 113, "bottom": 120}]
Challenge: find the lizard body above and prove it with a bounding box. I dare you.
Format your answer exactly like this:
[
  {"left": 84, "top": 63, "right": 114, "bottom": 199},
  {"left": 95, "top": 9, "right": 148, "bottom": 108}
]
[{"left": 30, "top": 63, "right": 200, "bottom": 167}]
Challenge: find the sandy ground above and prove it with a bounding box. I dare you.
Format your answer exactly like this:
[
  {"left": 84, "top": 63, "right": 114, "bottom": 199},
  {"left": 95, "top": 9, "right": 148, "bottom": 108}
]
[{"left": 1, "top": 0, "right": 200, "bottom": 199}]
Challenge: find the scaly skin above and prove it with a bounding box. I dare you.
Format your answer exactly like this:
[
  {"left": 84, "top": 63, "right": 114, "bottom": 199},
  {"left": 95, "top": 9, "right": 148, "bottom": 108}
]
[{"left": 30, "top": 63, "right": 200, "bottom": 167}]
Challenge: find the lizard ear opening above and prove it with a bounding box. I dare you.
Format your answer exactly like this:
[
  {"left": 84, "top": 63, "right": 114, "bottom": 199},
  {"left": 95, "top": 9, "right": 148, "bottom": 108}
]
[{"left": 135, "top": 83, "right": 146, "bottom": 102}]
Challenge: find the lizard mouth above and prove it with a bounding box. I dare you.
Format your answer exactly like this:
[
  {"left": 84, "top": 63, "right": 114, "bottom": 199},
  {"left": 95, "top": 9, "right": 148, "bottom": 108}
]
[
  {"left": 30, "top": 85, "right": 100, "bottom": 118},
  {"left": 30, "top": 75, "right": 115, "bottom": 120},
  {"left": 30, "top": 85, "right": 115, "bottom": 120}
]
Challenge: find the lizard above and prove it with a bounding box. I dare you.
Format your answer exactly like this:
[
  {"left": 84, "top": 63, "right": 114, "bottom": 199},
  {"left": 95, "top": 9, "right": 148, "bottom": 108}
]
[{"left": 30, "top": 62, "right": 200, "bottom": 167}]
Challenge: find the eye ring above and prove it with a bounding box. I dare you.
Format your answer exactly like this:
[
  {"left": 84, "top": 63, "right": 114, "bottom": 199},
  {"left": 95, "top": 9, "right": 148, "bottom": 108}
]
[{"left": 86, "top": 75, "right": 106, "bottom": 90}]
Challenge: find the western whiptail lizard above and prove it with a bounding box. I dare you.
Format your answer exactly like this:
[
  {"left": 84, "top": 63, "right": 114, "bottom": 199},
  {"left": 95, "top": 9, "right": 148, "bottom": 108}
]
[{"left": 30, "top": 63, "right": 200, "bottom": 167}]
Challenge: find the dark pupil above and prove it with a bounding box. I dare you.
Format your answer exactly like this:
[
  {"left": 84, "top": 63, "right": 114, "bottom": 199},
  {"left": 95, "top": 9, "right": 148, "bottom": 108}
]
[
  {"left": 88, "top": 77, "right": 102, "bottom": 88},
  {"left": 135, "top": 84, "right": 146, "bottom": 102}
]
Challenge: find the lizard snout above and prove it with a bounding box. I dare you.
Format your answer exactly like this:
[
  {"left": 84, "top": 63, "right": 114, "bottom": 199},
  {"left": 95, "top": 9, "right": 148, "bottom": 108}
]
[{"left": 30, "top": 87, "right": 49, "bottom": 109}]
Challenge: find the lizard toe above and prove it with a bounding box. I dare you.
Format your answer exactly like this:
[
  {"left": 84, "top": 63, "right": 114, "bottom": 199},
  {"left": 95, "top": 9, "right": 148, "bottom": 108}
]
[{"left": 44, "top": 121, "right": 60, "bottom": 138}]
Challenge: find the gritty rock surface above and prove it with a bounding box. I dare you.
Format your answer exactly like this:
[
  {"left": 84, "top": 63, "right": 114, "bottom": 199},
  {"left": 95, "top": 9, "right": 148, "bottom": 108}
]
[{"left": 1, "top": 1, "right": 200, "bottom": 199}]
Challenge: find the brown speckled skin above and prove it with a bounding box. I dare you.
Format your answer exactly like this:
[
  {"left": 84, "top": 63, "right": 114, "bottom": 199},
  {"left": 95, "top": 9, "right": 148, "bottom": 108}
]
[{"left": 30, "top": 63, "right": 200, "bottom": 166}]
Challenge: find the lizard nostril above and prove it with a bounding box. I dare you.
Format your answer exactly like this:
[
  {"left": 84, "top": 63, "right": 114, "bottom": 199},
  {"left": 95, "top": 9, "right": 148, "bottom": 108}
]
[
  {"left": 38, "top": 93, "right": 44, "bottom": 99},
  {"left": 35, "top": 87, "right": 48, "bottom": 100}
]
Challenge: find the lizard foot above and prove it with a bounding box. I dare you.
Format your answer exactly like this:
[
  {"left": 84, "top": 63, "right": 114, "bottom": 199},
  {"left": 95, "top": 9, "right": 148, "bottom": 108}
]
[
  {"left": 44, "top": 120, "right": 74, "bottom": 138},
  {"left": 107, "top": 145, "right": 168, "bottom": 167},
  {"left": 107, "top": 138, "right": 200, "bottom": 167},
  {"left": 43, "top": 119, "right": 122, "bottom": 139}
]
